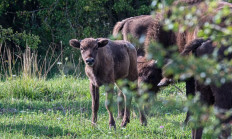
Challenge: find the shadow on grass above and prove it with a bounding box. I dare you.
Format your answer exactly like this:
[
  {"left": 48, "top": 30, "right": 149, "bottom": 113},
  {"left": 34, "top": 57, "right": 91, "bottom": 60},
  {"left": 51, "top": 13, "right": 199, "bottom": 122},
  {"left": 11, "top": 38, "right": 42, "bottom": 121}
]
[
  {"left": 0, "top": 95, "right": 187, "bottom": 120},
  {"left": 0, "top": 123, "right": 78, "bottom": 137},
  {"left": 0, "top": 99, "right": 111, "bottom": 117}
]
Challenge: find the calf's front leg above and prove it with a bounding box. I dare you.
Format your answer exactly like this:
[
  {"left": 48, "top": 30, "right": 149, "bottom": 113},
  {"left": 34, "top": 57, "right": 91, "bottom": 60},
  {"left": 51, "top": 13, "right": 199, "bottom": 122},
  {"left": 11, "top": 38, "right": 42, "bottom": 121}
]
[{"left": 90, "top": 83, "right": 99, "bottom": 126}]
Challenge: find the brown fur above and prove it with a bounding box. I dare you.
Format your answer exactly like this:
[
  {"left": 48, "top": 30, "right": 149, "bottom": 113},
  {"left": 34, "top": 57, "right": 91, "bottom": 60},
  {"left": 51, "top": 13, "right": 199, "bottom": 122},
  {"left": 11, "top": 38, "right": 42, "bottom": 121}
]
[
  {"left": 112, "top": 16, "right": 163, "bottom": 91},
  {"left": 137, "top": 56, "right": 162, "bottom": 93},
  {"left": 153, "top": 1, "right": 232, "bottom": 87},
  {"left": 146, "top": 1, "right": 232, "bottom": 138},
  {"left": 113, "top": 15, "right": 164, "bottom": 124},
  {"left": 157, "top": 0, "right": 232, "bottom": 86},
  {"left": 145, "top": 1, "right": 232, "bottom": 53},
  {"left": 69, "top": 38, "right": 139, "bottom": 128},
  {"left": 113, "top": 15, "right": 153, "bottom": 44},
  {"left": 182, "top": 39, "right": 232, "bottom": 138},
  {"left": 112, "top": 0, "right": 232, "bottom": 132}
]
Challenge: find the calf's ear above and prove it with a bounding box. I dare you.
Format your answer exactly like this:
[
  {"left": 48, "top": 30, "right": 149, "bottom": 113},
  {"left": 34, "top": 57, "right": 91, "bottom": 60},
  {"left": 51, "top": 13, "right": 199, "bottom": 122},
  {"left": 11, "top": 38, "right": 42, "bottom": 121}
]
[
  {"left": 69, "top": 39, "right": 80, "bottom": 49},
  {"left": 97, "top": 39, "right": 108, "bottom": 48}
]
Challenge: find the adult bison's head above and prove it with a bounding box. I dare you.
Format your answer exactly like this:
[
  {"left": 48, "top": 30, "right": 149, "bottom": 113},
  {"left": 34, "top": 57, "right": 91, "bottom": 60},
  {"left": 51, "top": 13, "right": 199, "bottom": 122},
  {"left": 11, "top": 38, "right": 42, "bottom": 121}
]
[{"left": 69, "top": 38, "right": 108, "bottom": 66}]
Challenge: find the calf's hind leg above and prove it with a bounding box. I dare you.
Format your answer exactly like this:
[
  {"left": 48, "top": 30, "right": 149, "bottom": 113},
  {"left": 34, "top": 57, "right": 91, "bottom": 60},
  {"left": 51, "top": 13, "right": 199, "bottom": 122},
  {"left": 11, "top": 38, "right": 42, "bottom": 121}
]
[
  {"left": 117, "top": 90, "right": 125, "bottom": 119},
  {"left": 105, "top": 84, "right": 116, "bottom": 129},
  {"left": 121, "top": 86, "right": 132, "bottom": 127}
]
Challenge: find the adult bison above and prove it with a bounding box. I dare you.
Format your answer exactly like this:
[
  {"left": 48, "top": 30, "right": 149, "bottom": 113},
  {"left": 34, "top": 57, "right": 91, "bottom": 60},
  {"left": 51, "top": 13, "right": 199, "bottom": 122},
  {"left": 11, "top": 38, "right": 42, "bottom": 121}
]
[
  {"left": 113, "top": 15, "right": 153, "bottom": 44},
  {"left": 69, "top": 38, "right": 141, "bottom": 128},
  {"left": 150, "top": 0, "right": 232, "bottom": 138},
  {"left": 180, "top": 38, "right": 232, "bottom": 139},
  {"left": 113, "top": 0, "right": 232, "bottom": 137},
  {"left": 113, "top": 15, "right": 164, "bottom": 121}
]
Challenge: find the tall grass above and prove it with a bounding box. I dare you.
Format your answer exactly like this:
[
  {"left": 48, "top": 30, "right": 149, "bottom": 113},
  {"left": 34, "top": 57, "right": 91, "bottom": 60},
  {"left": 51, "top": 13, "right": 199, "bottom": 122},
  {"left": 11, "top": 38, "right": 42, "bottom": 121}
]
[
  {"left": 0, "top": 76, "right": 91, "bottom": 101},
  {"left": 0, "top": 41, "right": 84, "bottom": 80}
]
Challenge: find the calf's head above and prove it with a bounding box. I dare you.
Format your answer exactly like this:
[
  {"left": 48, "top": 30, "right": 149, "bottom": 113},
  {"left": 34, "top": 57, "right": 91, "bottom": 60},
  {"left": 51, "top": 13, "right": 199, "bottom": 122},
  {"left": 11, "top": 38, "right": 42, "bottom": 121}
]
[{"left": 69, "top": 38, "right": 108, "bottom": 66}]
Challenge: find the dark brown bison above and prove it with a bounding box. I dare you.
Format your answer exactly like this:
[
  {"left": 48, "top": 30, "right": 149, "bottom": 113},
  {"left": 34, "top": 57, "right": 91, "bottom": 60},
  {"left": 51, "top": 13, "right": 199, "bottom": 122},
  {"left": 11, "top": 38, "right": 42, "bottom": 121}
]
[
  {"left": 146, "top": 0, "right": 232, "bottom": 91},
  {"left": 149, "top": 1, "right": 232, "bottom": 138},
  {"left": 113, "top": 15, "right": 164, "bottom": 122},
  {"left": 181, "top": 38, "right": 232, "bottom": 139},
  {"left": 113, "top": 1, "right": 232, "bottom": 136},
  {"left": 154, "top": 1, "right": 232, "bottom": 128},
  {"left": 113, "top": 15, "right": 154, "bottom": 56},
  {"left": 113, "top": 15, "right": 153, "bottom": 42},
  {"left": 69, "top": 38, "right": 139, "bottom": 128},
  {"left": 145, "top": 0, "right": 232, "bottom": 56}
]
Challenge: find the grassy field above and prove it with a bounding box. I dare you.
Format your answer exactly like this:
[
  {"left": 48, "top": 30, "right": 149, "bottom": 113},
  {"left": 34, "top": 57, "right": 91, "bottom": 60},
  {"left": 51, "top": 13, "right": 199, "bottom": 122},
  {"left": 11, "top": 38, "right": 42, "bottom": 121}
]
[{"left": 0, "top": 76, "right": 195, "bottom": 138}]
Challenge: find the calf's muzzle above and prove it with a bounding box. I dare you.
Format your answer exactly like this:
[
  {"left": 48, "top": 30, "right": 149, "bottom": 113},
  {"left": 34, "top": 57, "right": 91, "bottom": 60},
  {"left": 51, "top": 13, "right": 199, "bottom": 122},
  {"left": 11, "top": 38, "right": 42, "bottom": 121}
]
[{"left": 86, "top": 58, "right": 95, "bottom": 66}]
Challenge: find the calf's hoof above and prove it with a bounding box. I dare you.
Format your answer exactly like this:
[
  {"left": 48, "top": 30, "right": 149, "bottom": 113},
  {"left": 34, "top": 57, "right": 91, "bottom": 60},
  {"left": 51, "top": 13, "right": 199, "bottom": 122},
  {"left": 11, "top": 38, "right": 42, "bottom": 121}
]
[{"left": 91, "top": 122, "right": 97, "bottom": 127}]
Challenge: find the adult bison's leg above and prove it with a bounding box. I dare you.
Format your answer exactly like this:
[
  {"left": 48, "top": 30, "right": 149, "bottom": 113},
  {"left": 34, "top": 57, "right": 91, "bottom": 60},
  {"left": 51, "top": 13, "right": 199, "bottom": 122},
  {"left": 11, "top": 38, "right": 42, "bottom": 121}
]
[
  {"left": 105, "top": 84, "right": 116, "bottom": 129},
  {"left": 185, "top": 77, "right": 196, "bottom": 124},
  {"left": 192, "top": 81, "right": 214, "bottom": 139},
  {"left": 117, "top": 90, "right": 125, "bottom": 119},
  {"left": 90, "top": 83, "right": 99, "bottom": 126},
  {"left": 211, "top": 83, "right": 232, "bottom": 139},
  {"left": 192, "top": 128, "right": 203, "bottom": 139}
]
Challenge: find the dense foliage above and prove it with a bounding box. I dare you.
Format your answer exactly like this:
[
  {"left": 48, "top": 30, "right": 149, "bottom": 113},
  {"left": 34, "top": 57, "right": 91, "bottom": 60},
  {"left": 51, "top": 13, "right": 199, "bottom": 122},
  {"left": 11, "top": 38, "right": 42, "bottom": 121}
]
[
  {"left": 0, "top": 0, "right": 153, "bottom": 78},
  {"left": 0, "top": 0, "right": 152, "bottom": 49}
]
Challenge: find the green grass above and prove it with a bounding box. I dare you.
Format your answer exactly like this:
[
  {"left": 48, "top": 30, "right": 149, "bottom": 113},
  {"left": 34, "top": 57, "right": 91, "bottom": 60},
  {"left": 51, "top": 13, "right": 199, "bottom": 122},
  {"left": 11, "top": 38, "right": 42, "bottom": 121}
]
[{"left": 0, "top": 77, "right": 193, "bottom": 138}]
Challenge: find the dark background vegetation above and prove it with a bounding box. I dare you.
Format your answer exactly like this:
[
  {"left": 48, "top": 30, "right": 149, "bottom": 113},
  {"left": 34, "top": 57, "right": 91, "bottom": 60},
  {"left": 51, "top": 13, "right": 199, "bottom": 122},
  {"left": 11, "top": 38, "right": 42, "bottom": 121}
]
[
  {"left": 0, "top": 0, "right": 231, "bottom": 78},
  {"left": 0, "top": 0, "right": 156, "bottom": 78}
]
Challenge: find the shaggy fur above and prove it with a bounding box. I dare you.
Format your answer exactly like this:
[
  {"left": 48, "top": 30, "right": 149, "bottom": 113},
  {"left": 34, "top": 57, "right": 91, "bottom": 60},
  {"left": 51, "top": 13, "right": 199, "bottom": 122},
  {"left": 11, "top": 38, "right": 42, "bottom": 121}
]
[
  {"left": 153, "top": 0, "right": 232, "bottom": 86},
  {"left": 147, "top": 1, "right": 232, "bottom": 138},
  {"left": 145, "top": 0, "right": 232, "bottom": 53},
  {"left": 112, "top": 0, "right": 232, "bottom": 134},
  {"left": 69, "top": 38, "right": 139, "bottom": 128}
]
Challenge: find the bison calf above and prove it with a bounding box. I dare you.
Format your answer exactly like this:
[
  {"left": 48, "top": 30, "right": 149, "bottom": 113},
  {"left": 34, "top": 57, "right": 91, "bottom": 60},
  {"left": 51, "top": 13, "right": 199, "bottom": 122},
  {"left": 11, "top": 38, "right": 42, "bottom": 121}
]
[{"left": 69, "top": 38, "right": 138, "bottom": 128}]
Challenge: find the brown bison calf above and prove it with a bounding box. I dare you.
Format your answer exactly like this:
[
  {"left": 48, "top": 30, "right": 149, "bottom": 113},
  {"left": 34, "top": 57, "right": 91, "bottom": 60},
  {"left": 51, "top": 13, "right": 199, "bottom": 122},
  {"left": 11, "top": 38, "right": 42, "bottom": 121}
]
[{"left": 69, "top": 38, "right": 138, "bottom": 128}]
